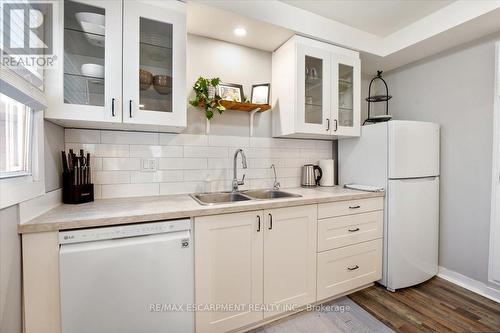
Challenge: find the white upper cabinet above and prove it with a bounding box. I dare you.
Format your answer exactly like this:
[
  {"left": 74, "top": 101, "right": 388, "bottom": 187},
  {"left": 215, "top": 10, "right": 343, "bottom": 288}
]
[
  {"left": 272, "top": 36, "right": 361, "bottom": 139},
  {"left": 46, "top": 0, "right": 123, "bottom": 124},
  {"left": 45, "top": 0, "right": 186, "bottom": 132},
  {"left": 122, "top": 1, "right": 186, "bottom": 131}
]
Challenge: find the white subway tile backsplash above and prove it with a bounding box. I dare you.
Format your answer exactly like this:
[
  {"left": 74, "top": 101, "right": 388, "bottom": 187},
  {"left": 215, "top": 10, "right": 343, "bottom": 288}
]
[
  {"left": 159, "top": 158, "right": 207, "bottom": 170},
  {"left": 184, "top": 146, "right": 228, "bottom": 158},
  {"left": 65, "top": 129, "right": 333, "bottom": 199},
  {"left": 184, "top": 169, "right": 228, "bottom": 181},
  {"left": 160, "top": 181, "right": 206, "bottom": 195},
  {"left": 66, "top": 143, "right": 129, "bottom": 158},
  {"left": 247, "top": 158, "right": 286, "bottom": 169},
  {"left": 103, "top": 158, "right": 140, "bottom": 171},
  {"left": 207, "top": 158, "right": 231, "bottom": 169},
  {"left": 160, "top": 133, "right": 208, "bottom": 146},
  {"left": 129, "top": 145, "right": 183, "bottom": 158},
  {"left": 65, "top": 129, "right": 100, "bottom": 143},
  {"left": 300, "top": 148, "right": 332, "bottom": 159},
  {"left": 90, "top": 157, "right": 103, "bottom": 171},
  {"left": 101, "top": 130, "right": 158, "bottom": 145},
  {"left": 101, "top": 183, "right": 159, "bottom": 198},
  {"left": 130, "top": 170, "right": 183, "bottom": 183},
  {"left": 93, "top": 171, "right": 130, "bottom": 184},
  {"left": 93, "top": 184, "right": 102, "bottom": 199},
  {"left": 209, "top": 135, "right": 250, "bottom": 147}
]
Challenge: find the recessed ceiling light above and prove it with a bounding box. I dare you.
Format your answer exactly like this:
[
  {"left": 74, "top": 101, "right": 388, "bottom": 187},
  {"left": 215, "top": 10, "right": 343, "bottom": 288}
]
[{"left": 233, "top": 27, "right": 247, "bottom": 37}]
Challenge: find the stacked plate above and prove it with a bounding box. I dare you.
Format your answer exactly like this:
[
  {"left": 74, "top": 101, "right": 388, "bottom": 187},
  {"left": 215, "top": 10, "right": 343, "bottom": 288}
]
[{"left": 75, "top": 12, "right": 105, "bottom": 47}]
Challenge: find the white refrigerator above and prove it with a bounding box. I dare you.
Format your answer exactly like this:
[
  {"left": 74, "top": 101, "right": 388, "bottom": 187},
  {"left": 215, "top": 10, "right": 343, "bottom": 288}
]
[{"left": 339, "top": 120, "right": 440, "bottom": 291}]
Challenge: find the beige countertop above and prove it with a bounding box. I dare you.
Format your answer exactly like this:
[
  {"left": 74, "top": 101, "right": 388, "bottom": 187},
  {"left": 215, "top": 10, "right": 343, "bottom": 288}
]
[{"left": 18, "top": 187, "right": 384, "bottom": 234}]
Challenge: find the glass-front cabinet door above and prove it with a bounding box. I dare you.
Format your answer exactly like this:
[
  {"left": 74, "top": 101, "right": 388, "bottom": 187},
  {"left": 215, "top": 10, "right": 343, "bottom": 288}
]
[
  {"left": 332, "top": 54, "right": 360, "bottom": 136},
  {"left": 46, "top": 0, "right": 122, "bottom": 123},
  {"left": 122, "top": 1, "right": 186, "bottom": 130},
  {"left": 296, "top": 44, "right": 331, "bottom": 135}
]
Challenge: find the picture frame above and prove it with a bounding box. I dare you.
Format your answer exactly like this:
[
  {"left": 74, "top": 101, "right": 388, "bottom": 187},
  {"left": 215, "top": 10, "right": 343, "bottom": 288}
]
[
  {"left": 217, "top": 83, "right": 244, "bottom": 102},
  {"left": 251, "top": 83, "right": 270, "bottom": 104}
]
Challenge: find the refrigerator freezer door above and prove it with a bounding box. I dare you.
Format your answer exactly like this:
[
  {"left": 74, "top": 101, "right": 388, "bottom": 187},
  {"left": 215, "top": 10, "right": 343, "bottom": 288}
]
[
  {"left": 388, "top": 121, "right": 440, "bottom": 179},
  {"left": 386, "top": 177, "right": 439, "bottom": 290}
]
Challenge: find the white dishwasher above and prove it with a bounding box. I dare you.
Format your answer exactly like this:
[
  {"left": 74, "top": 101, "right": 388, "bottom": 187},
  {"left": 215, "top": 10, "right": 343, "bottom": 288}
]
[{"left": 59, "top": 219, "right": 194, "bottom": 333}]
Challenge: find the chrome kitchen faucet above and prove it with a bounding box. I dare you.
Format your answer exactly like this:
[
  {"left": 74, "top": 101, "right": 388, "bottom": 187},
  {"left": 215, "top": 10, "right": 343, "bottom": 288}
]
[{"left": 232, "top": 149, "right": 247, "bottom": 192}]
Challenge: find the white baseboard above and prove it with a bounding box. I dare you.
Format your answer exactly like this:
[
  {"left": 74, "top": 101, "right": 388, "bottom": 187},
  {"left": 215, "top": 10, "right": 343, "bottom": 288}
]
[{"left": 438, "top": 266, "right": 500, "bottom": 304}]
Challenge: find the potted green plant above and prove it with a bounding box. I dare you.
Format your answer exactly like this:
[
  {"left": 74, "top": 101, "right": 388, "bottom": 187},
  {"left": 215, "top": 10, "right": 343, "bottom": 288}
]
[{"left": 189, "top": 77, "right": 225, "bottom": 120}]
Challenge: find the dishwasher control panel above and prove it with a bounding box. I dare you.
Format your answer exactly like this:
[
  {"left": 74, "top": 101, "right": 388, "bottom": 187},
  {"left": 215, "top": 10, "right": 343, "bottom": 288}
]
[{"left": 59, "top": 219, "right": 191, "bottom": 244}]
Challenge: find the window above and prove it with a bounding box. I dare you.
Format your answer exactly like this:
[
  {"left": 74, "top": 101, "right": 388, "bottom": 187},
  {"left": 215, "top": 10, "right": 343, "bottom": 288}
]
[{"left": 0, "top": 93, "right": 34, "bottom": 178}]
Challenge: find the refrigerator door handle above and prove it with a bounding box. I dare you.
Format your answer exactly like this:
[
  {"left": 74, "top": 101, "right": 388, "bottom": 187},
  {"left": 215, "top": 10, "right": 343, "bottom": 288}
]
[{"left": 389, "top": 176, "right": 438, "bottom": 181}]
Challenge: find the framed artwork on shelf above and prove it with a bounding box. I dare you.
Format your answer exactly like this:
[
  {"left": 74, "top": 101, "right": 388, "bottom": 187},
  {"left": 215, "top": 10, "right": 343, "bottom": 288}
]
[
  {"left": 218, "top": 83, "right": 243, "bottom": 102},
  {"left": 251, "top": 83, "right": 270, "bottom": 104}
]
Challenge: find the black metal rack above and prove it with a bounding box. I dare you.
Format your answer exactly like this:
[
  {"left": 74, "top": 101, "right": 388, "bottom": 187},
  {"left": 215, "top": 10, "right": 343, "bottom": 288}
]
[{"left": 364, "top": 70, "right": 392, "bottom": 125}]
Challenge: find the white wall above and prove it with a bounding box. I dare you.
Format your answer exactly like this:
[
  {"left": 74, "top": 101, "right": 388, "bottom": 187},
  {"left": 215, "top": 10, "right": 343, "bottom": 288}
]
[
  {"left": 384, "top": 39, "right": 496, "bottom": 286},
  {"left": 44, "top": 120, "right": 64, "bottom": 192},
  {"left": 0, "top": 121, "right": 63, "bottom": 332},
  {"left": 186, "top": 34, "right": 273, "bottom": 137},
  {"left": 0, "top": 205, "right": 21, "bottom": 333}
]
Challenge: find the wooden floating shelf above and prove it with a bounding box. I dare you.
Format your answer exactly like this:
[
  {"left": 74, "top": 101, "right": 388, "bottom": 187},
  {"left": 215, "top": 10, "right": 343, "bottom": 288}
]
[
  {"left": 200, "top": 100, "right": 271, "bottom": 112},
  {"left": 199, "top": 100, "right": 271, "bottom": 137}
]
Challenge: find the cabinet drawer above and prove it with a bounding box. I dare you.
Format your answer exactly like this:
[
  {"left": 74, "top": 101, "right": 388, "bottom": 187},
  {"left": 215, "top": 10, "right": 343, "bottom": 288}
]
[
  {"left": 318, "top": 197, "right": 383, "bottom": 219},
  {"left": 318, "top": 211, "right": 383, "bottom": 252},
  {"left": 317, "top": 239, "right": 382, "bottom": 301}
]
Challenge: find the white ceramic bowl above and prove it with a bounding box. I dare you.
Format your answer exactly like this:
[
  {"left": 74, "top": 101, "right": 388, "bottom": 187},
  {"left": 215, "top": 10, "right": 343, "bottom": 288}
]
[
  {"left": 81, "top": 64, "right": 104, "bottom": 79},
  {"left": 80, "top": 21, "right": 105, "bottom": 36},
  {"left": 75, "top": 12, "right": 105, "bottom": 26}
]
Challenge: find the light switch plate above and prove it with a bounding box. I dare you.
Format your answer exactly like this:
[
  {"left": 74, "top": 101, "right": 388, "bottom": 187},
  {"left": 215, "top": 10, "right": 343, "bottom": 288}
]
[{"left": 141, "top": 158, "right": 157, "bottom": 172}]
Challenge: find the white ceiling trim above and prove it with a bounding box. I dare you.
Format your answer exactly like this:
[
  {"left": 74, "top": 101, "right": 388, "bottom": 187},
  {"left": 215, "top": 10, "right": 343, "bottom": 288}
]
[
  {"left": 383, "top": 0, "right": 500, "bottom": 55},
  {"left": 199, "top": 0, "right": 500, "bottom": 57}
]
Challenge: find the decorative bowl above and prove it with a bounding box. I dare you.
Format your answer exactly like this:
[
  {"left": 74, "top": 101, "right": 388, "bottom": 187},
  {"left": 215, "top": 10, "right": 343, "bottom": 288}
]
[
  {"left": 153, "top": 75, "right": 172, "bottom": 95},
  {"left": 139, "top": 69, "right": 153, "bottom": 90}
]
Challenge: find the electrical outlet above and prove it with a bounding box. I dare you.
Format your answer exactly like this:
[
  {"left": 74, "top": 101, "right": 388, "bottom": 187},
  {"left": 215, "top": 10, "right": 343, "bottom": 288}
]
[{"left": 141, "top": 159, "right": 157, "bottom": 172}]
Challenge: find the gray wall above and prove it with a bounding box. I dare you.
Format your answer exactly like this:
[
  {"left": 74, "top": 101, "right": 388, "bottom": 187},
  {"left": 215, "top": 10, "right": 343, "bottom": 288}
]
[{"left": 383, "top": 39, "right": 495, "bottom": 285}]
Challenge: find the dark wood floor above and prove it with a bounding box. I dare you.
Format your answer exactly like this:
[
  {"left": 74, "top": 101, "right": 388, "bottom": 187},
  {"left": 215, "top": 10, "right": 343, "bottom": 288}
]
[{"left": 349, "top": 277, "right": 500, "bottom": 333}]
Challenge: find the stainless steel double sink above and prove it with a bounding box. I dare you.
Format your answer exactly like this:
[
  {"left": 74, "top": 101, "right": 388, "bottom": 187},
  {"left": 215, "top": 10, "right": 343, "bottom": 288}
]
[{"left": 190, "top": 189, "right": 302, "bottom": 205}]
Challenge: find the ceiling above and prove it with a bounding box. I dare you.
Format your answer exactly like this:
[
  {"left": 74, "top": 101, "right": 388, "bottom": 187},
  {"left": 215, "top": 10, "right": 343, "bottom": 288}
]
[
  {"left": 187, "top": 0, "right": 500, "bottom": 73},
  {"left": 281, "top": 0, "right": 454, "bottom": 37},
  {"left": 187, "top": 2, "right": 293, "bottom": 52}
]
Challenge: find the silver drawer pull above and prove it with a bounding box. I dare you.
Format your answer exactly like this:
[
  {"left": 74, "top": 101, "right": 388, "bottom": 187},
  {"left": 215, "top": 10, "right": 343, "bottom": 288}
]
[
  {"left": 347, "top": 265, "right": 359, "bottom": 271},
  {"left": 349, "top": 205, "right": 361, "bottom": 209},
  {"left": 348, "top": 227, "right": 360, "bottom": 232}
]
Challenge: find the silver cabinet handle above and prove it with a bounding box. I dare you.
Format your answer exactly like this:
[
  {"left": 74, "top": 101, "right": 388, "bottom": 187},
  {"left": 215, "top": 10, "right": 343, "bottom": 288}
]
[
  {"left": 257, "top": 215, "right": 261, "bottom": 232},
  {"left": 349, "top": 205, "right": 360, "bottom": 209},
  {"left": 268, "top": 213, "right": 273, "bottom": 230},
  {"left": 347, "top": 265, "right": 359, "bottom": 271},
  {"left": 348, "top": 227, "right": 360, "bottom": 232},
  {"left": 326, "top": 118, "right": 330, "bottom": 131},
  {"left": 129, "top": 100, "right": 133, "bottom": 118},
  {"left": 334, "top": 119, "right": 338, "bottom": 131},
  {"left": 111, "top": 98, "right": 115, "bottom": 117}
]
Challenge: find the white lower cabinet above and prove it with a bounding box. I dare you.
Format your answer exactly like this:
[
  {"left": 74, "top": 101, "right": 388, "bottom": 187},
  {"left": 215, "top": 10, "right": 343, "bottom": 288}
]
[
  {"left": 263, "top": 206, "right": 317, "bottom": 318},
  {"left": 317, "top": 239, "right": 382, "bottom": 301},
  {"left": 194, "top": 199, "right": 383, "bottom": 333},
  {"left": 195, "top": 211, "right": 264, "bottom": 333},
  {"left": 195, "top": 205, "right": 317, "bottom": 333}
]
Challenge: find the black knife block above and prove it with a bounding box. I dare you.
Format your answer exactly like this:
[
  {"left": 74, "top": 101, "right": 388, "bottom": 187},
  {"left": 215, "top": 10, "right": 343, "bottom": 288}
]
[{"left": 63, "top": 173, "right": 94, "bottom": 204}]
